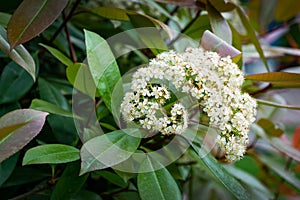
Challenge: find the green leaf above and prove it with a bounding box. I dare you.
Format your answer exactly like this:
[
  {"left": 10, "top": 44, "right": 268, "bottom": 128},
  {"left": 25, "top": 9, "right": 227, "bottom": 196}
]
[
  {"left": 208, "top": 0, "right": 236, "bottom": 12},
  {"left": 38, "top": 78, "right": 69, "bottom": 110},
  {"left": 0, "top": 109, "right": 48, "bottom": 163},
  {"left": 67, "top": 63, "right": 96, "bottom": 96},
  {"left": 137, "top": 157, "right": 182, "bottom": 200},
  {"left": 245, "top": 72, "right": 300, "bottom": 87},
  {"left": 258, "top": 155, "right": 300, "bottom": 192},
  {"left": 183, "top": 14, "right": 211, "bottom": 40},
  {"left": 0, "top": 102, "right": 21, "bottom": 117},
  {"left": 0, "top": 61, "right": 34, "bottom": 104},
  {"left": 190, "top": 144, "right": 250, "bottom": 200},
  {"left": 7, "top": 0, "right": 68, "bottom": 49},
  {"left": 80, "top": 129, "right": 141, "bottom": 175},
  {"left": 66, "top": 63, "right": 82, "bottom": 85},
  {"left": 94, "top": 170, "right": 127, "bottom": 188},
  {"left": 153, "top": 0, "right": 195, "bottom": 6},
  {"left": 128, "top": 14, "right": 168, "bottom": 55},
  {"left": 230, "top": 24, "right": 243, "bottom": 66},
  {"left": 0, "top": 12, "right": 11, "bottom": 28},
  {"left": 91, "top": 7, "right": 173, "bottom": 38},
  {"left": 23, "top": 144, "right": 80, "bottom": 165},
  {"left": 40, "top": 43, "right": 73, "bottom": 67},
  {"left": 206, "top": 1, "right": 232, "bottom": 44},
  {"left": 1, "top": 166, "right": 50, "bottom": 187},
  {"left": 72, "top": 190, "right": 102, "bottom": 200},
  {"left": 224, "top": 165, "right": 274, "bottom": 199},
  {"left": 91, "top": 7, "right": 134, "bottom": 21},
  {"left": 257, "top": 118, "right": 283, "bottom": 137},
  {"left": 38, "top": 78, "right": 78, "bottom": 145},
  {"left": 30, "top": 99, "right": 81, "bottom": 119},
  {"left": 0, "top": 153, "right": 19, "bottom": 186},
  {"left": 51, "top": 162, "right": 89, "bottom": 200},
  {"left": 235, "top": 6, "right": 270, "bottom": 72},
  {"left": 84, "top": 30, "right": 121, "bottom": 112},
  {"left": 200, "top": 30, "right": 241, "bottom": 62},
  {"left": 0, "top": 25, "right": 35, "bottom": 81},
  {"left": 252, "top": 124, "right": 300, "bottom": 162},
  {"left": 274, "top": 0, "right": 300, "bottom": 21}
]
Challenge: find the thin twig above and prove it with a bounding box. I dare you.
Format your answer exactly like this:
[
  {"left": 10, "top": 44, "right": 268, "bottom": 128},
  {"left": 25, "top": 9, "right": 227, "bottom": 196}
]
[
  {"left": 49, "top": 0, "right": 81, "bottom": 44},
  {"left": 168, "top": 10, "right": 201, "bottom": 47},
  {"left": 62, "top": 11, "right": 77, "bottom": 62},
  {"left": 9, "top": 184, "right": 51, "bottom": 200}
]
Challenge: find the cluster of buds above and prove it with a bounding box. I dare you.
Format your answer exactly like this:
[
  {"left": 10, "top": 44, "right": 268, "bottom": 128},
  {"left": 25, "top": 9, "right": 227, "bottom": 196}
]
[{"left": 120, "top": 47, "right": 257, "bottom": 162}]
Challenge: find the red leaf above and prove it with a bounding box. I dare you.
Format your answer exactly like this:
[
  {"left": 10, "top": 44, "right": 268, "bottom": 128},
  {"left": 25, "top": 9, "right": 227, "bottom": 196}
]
[
  {"left": 292, "top": 126, "right": 300, "bottom": 150},
  {"left": 0, "top": 109, "right": 48, "bottom": 163},
  {"left": 7, "top": 0, "right": 68, "bottom": 49}
]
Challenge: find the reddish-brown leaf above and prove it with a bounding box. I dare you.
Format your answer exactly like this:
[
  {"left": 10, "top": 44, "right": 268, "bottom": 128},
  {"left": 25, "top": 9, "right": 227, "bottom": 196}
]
[
  {"left": 0, "top": 109, "right": 48, "bottom": 163},
  {"left": 7, "top": 0, "right": 68, "bottom": 49},
  {"left": 292, "top": 126, "right": 300, "bottom": 150}
]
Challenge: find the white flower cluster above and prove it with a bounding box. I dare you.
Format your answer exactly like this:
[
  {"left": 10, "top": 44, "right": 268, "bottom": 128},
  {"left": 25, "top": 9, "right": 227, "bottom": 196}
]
[
  {"left": 121, "top": 80, "right": 188, "bottom": 135},
  {"left": 120, "top": 47, "right": 257, "bottom": 162}
]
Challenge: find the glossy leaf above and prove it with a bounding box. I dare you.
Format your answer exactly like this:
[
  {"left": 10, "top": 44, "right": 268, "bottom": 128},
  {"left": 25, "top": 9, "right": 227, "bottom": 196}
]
[
  {"left": 30, "top": 99, "right": 80, "bottom": 119},
  {"left": 85, "top": 30, "right": 121, "bottom": 111},
  {"left": 236, "top": 6, "right": 270, "bottom": 72},
  {"left": 0, "top": 109, "right": 48, "bottom": 163},
  {"left": 51, "top": 162, "right": 89, "bottom": 200},
  {"left": 183, "top": 14, "right": 211, "bottom": 40},
  {"left": 91, "top": 7, "right": 174, "bottom": 39},
  {"left": 40, "top": 43, "right": 73, "bottom": 67},
  {"left": 66, "top": 63, "right": 81, "bottom": 85},
  {"left": 0, "top": 153, "right": 19, "bottom": 186},
  {"left": 292, "top": 126, "right": 300, "bottom": 150},
  {"left": 224, "top": 165, "right": 274, "bottom": 199},
  {"left": 0, "top": 123, "right": 28, "bottom": 141},
  {"left": 23, "top": 144, "right": 80, "bottom": 165},
  {"left": 0, "top": 12, "right": 11, "bottom": 27},
  {"left": 128, "top": 14, "right": 168, "bottom": 55},
  {"left": 190, "top": 144, "right": 250, "bottom": 200},
  {"left": 7, "top": 0, "right": 68, "bottom": 49},
  {"left": 38, "top": 78, "right": 78, "bottom": 145},
  {"left": 230, "top": 24, "right": 242, "bottom": 67},
  {"left": 94, "top": 170, "right": 127, "bottom": 188},
  {"left": 252, "top": 124, "right": 300, "bottom": 162},
  {"left": 257, "top": 118, "right": 283, "bottom": 137},
  {"left": 274, "top": 0, "right": 300, "bottom": 21},
  {"left": 1, "top": 166, "right": 50, "bottom": 187},
  {"left": 206, "top": 1, "right": 232, "bottom": 44},
  {"left": 153, "top": 0, "right": 196, "bottom": 7},
  {"left": 72, "top": 190, "right": 102, "bottom": 200},
  {"left": 0, "top": 61, "right": 34, "bottom": 104},
  {"left": 38, "top": 78, "right": 69, "bottom": 110},
  {"left": 258, "top": 155, "right": 300, "bottom": 192},
  {"left": 0, "top": 25, "right": 35, "bottom": 81},
  {"left": 0, "top": 103, "right": 21, "bottom": 118},
  {"left": 208, "top": 0, "right": 236, "bottom": 12},
  {"left": 200, "top": 30, "right": 241, "bottom": 62},
  {"left": 137, "top": 157, "right": 182, "bottom": 200},
  {"left": 245, "top": 72, "right": 300, "bottom": 84},
  {"left": 80, "top": 129, "right": 141, "bottom": 175}
]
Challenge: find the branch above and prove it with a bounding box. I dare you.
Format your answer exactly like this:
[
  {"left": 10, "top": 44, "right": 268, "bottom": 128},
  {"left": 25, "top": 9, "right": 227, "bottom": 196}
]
[
  {"left": 49, "top": 0, "right": 81, "bottom": 44},
  {"left": 62, "top": 11, "right": 77, "bottom": 62},
  {"left": 9, "top": 184, "right": 51, "bottom": 200}
]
